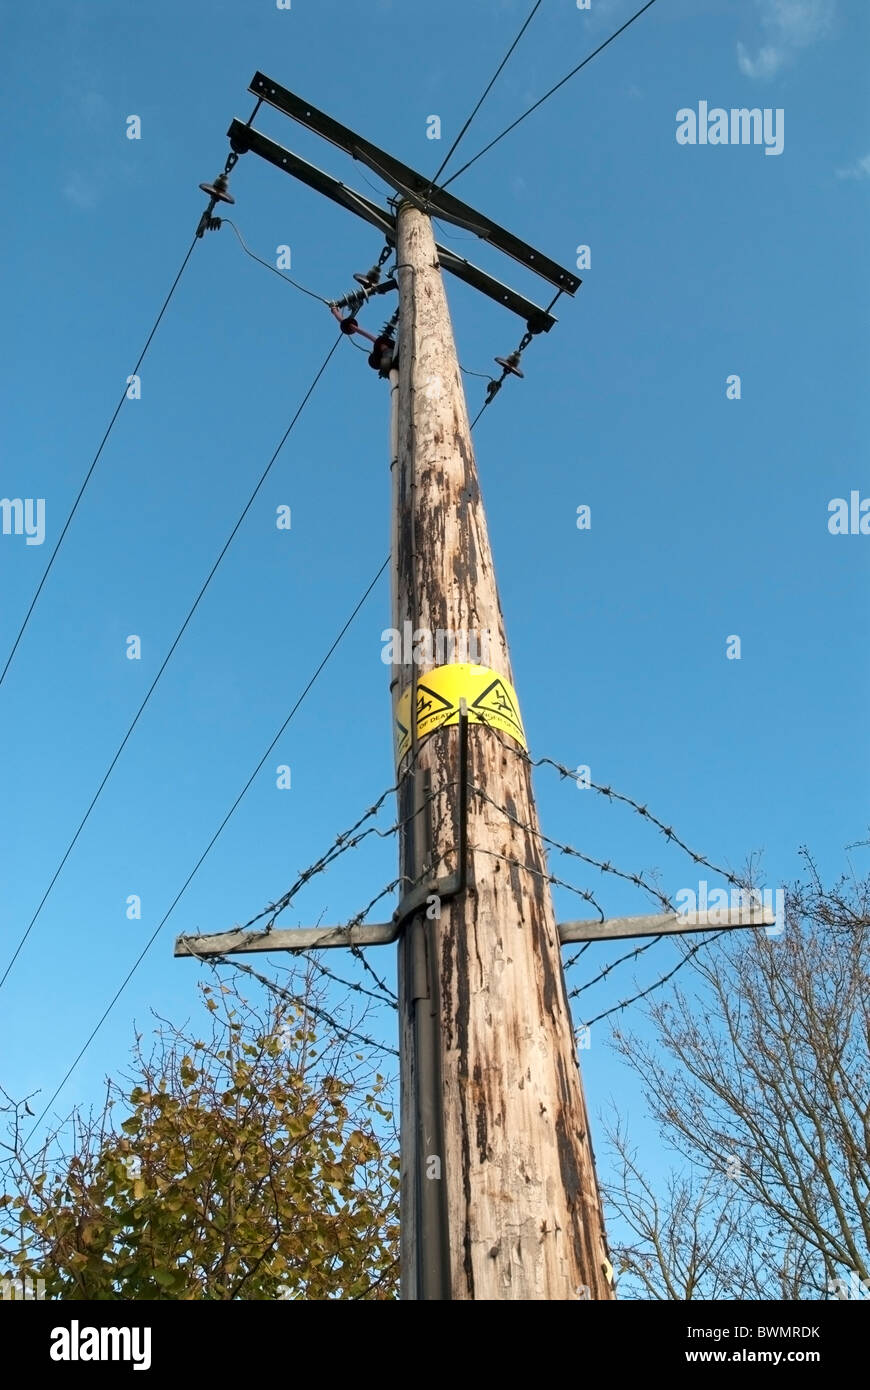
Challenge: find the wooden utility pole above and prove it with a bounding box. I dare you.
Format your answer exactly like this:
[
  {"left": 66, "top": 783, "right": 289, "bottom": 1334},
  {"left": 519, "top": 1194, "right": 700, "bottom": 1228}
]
[
  {"left": 177, "top": 75, "right": 772, "bottom": 1299},
  {"left": 391, "top": 203, "right": 613, "bottom": 1302}
]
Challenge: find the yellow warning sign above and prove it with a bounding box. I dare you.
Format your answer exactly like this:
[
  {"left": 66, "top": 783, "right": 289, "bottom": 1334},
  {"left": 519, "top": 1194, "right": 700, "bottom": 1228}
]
[{"left": 395, "top": 664, "right": 527, "bottom": 764}]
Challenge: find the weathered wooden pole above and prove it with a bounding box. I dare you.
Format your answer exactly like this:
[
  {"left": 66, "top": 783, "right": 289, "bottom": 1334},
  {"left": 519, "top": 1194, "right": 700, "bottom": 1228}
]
[{"left": 391, "top": 202, "right": 613, "bottom": 1301}]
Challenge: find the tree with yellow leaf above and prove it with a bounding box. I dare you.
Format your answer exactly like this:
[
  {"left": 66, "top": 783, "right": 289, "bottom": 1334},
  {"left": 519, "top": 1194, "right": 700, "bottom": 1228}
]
[{"left": 0, "top": 971, "right": 399, "bottom": 1299}]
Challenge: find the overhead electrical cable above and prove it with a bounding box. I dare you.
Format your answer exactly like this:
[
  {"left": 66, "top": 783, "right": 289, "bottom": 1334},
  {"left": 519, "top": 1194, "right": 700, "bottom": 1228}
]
[
  {"left": 23, "top": 274, "right": 508, "bottom": 1137},
  {"left": 222, "top": 219, "right": 332, "bottom": 305},
  {"left": 428, "top": 0, "right": 544, "bottom": 191},
  {"left": 25, "top": 553, "right": 391, "bottom": 1141},
  {"left": 0, "top": 336, "right": 342, "bottom": 994},
  {"left": 0, "top": 237, "right": 200, "bottom": 691},
  {"left": 439, "top": 0, "right": 659, "bottom": 191}
]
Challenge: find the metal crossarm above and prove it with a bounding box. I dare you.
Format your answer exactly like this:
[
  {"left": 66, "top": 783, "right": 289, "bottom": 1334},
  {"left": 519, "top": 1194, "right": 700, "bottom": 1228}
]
[
  {"left": 247, "top": 72, "right": 581, "bottom": 296},
  {"left": 227, "top": 120, "right": 559, "bottom": 331},
  {"left": 175, "top": 907, "right": 774, "bottom": 959}
]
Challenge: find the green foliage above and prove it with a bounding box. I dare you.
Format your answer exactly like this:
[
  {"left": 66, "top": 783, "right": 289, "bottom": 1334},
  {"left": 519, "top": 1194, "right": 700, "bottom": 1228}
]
[{"left": 1, "top": 978, "right": 399, "bottom": 1299}]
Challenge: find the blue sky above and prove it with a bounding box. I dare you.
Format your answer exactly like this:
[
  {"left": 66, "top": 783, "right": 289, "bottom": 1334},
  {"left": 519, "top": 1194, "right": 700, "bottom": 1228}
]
[{"left": 1, "top": 0, "right": 868, "bottom": 1244}]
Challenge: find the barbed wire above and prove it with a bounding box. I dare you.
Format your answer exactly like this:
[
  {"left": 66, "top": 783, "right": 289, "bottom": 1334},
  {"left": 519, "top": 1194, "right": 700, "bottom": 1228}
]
[
  {"left": 470, "top": 843, "right": 606, "bottom": 920},
  {"left": 387, "top": 706, "right": 752, "bottom": 1022},
  {"left": 238, "top": 786, "right": 401, "bottom": 932},
  {"left": 532, "top": 754, "right": 746, "bottom": 895},
  {"left": 459, "top": 727, "right": 742, "bottom": 1011},
  {"left": 184, "top": 938, "right": 398, "bottom": 1058},
  {"left": 306, "top": 953, "right": 397, "bottom": 1011},
  {"left": 347, "top": 881, "right": 403, "bottom": 1006},
  {"left": 198, "top": 686, "right": 746, "bottom": 1049},
  {"left": 577, "top": 930, "right": 727, "bottom": 1030},
  {"left": 469, "top": 781, "right": 674, "bottom": 914},
  {"left": 470, "top": 840, "right": 606, "bottom": 977},
  {"left": 234, "top": 764, "right": 464, "bottom": 944},
  {"left": 567, "top": 935, "right": 663, "bottom": 1001},
  {"left": 349, "top": 945, "right": 398, "bottom": 1005},
  {"left": 308, "top": 880, "right": 403, "bottom": 1009},
  {"left": 562, "top": 940, "right": 592, "bottom": 971},
  {"left": 300, "top": 880, "right": 403, "bottom": 1009},
  {"left": 445, "top": 704, "right": 746, "bottom": 898},
  {"left": 228, "top": 957, "right": 398, "bottom": 1057}
]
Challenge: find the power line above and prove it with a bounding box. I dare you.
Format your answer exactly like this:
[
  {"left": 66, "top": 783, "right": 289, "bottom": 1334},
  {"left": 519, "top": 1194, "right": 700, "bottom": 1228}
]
[
  {"left": 428, "top": 0, "right": 544, "bottom": 191},
  {"left": 0, "top": 237, "right": 199, "bottom": 692},
  {"left": 19, "top": 188, "right": 576, "bottom": 1149},
  {"left": 0, "top": 335, "right": 342, "bottom": 996},
  {"left": 25, "top": 553, "right": 391, "bottom": 1140},
  {"left": 440, "top": 0, "right": 659, "bottom": 191},
  {"left": 222, "top": 219, "right": 332, "bottom": 305}
]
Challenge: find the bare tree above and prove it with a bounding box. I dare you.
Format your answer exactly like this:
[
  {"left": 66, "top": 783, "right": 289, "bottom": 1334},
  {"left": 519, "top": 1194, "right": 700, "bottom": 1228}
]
[{"left": 604, "top": 852, "right": 870, "bottom": 1301}]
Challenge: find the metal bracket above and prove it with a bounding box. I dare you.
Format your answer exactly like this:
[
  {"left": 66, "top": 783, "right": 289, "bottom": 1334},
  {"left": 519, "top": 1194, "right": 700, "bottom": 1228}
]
[{"left": 392, "top": 701, "right": 469, "bottom": 930}]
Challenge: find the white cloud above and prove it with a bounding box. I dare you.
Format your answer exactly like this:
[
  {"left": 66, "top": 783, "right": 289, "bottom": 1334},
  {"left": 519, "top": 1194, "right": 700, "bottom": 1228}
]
[
  {"left": 63, "top": 172, "right": 98, "bottom": 209},
  {"left": 835, "top": 153, "right": 870, "bottom": 181},
  {"left": 737, "top": 0, "right": 835, "bottom": 79},
  {"left": 763, "top": 0, "right": 834, "bottom": 47},
  {"left": 737, "top": 42, "right": 786, "bottom": 78}
]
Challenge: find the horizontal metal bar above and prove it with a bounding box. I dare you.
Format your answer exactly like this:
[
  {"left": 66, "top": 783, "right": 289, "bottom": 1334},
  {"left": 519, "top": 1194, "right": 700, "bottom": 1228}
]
[
  {"left": 247, "top": 73, "right": 581, "bottom": 295},
  {"left": 175, "top": 923, "right": 398, "bottom": 957},
  {"left": 434, "top": 245, "right": 556, "bottom": 332},
  {"left": 175, "top": 906, "right": 775, "bottom": 960},
  {"left": 557, "top": 907, "right": 776, "bottom": 943},
  {"left": 228, "top": 120, "right": 394, "bottom": 238},
  {"left": 228, "top": 121, "right": 557, "bottom": 331}
]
